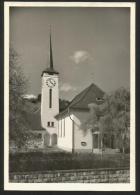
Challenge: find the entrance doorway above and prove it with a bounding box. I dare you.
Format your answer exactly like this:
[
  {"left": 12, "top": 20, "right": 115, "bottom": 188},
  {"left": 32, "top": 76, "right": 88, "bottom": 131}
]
[
  {"left": 44, "top": 133, "right": 50, "bottom": 147},
  {"left": 51, "top": 134, "right": 57, "bottom": 145}
]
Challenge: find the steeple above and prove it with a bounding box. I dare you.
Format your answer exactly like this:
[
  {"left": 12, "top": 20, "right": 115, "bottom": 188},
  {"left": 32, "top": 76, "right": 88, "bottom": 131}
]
[
  {"left": 41, "top": 27, "right": 59, "bottom": 76},
  {"left": 49, "top": 31, "right": 53, "bottom": 70}
]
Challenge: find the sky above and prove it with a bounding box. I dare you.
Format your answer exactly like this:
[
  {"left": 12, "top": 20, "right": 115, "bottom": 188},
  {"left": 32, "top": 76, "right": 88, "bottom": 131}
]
[{"left": 10, "top": 7, "right": 130, "bottom": 101}]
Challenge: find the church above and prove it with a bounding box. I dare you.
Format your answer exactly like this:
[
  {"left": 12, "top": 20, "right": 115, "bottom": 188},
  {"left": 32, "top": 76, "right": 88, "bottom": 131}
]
[{"left": 24, "top": 33, "right": 118, "bottom": 154}]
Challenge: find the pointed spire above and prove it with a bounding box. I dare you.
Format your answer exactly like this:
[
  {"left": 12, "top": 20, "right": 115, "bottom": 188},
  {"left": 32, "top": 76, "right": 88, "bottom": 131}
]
[
  {"left": 41, "top": 25, "right": 59, "bottom": 76},
  {"left": 49, "top": 26, "right": 53, "bottom": 69}
]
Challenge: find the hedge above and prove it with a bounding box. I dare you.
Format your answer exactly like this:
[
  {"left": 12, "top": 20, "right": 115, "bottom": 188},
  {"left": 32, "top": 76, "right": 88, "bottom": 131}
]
[{"left": 9, "top": 152, "right": 130, "bottom": 172}]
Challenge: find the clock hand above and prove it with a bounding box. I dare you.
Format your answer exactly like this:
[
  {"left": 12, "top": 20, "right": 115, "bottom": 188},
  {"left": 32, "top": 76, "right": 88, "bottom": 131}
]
[{"left": 50, "top": 79, "right": 55, "bottom": 86}]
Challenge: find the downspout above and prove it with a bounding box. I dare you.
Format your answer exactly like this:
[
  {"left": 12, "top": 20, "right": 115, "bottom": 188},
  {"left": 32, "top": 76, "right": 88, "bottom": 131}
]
[
  {"left": 68, "top": 107, "right": 75, "bottom": 154},
  {"left": 72, "top": 120, "right": 74, "bottom": 154}
]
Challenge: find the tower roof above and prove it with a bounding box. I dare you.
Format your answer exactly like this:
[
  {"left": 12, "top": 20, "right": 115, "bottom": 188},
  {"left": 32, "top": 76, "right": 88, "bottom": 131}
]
[{"left": 42, "top": 29, "right": 59, "bottom": 76}]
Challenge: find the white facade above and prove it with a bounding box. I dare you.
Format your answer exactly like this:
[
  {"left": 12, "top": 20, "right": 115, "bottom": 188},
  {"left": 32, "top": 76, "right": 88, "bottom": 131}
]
[
  {"left": 57, "top": 110, "right": 93, "bottom": 152},
  {"left": 41, "top": 72, "right": 59, "bottom": 145},
  {"left": 73, "top": 111, "right": 93, "bottom": 152},
  {"left": 57, "top": 114, "right": 73, "bottom": 152}
]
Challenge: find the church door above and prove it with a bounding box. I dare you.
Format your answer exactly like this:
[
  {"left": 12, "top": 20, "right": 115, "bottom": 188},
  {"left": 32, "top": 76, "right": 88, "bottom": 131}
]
[{"left": 51, "top": 134, "right": 57, "bottom": 145}]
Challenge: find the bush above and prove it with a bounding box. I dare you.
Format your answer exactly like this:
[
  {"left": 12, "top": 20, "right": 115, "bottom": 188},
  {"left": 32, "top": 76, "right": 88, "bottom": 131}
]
[{"left": 9, "top": 152, "right": 130, "bottom": 173}]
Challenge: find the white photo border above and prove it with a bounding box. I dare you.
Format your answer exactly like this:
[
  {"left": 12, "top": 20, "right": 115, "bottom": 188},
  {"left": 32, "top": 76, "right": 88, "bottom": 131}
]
[{"left": 4, "top": 1, "right": 136, "bottom": 191}]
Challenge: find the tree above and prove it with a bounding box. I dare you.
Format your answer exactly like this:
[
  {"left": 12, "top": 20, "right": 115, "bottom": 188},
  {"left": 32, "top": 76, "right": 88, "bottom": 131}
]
[
  {"left": 99, "top": 87, "right": 130, "bottom": 153},
  {"left": 80, "top": 103, "right": 99, "bottom": 136},
  {"left": 9, "top": 48, "right": 30, "bottom": 148},
  {"left": 81, "top": 87, "right": 130, "bottom": 154},
  {"left": 87, "top": 103, "right": 99, "bottom": 131}
]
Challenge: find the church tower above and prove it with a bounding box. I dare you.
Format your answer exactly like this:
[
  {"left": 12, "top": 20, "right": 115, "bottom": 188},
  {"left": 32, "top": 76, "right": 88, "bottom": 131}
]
[{"left": 41, "top": 31, "right": 59, "bottom": 146}]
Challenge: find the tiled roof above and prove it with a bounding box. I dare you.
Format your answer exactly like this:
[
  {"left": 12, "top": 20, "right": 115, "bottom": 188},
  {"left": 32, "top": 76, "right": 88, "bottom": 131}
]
[
  {"left": 55, "top": 83, "right": 105, "bottom": 118},
  {"left": 69, "top": 83, "right": 104, "bottom": 109}
]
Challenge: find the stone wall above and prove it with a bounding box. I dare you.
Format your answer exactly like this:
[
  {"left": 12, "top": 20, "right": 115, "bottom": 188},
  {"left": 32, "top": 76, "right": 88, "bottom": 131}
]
[{"left": 9, "top": 167, "right": 129, "bottom": 183}]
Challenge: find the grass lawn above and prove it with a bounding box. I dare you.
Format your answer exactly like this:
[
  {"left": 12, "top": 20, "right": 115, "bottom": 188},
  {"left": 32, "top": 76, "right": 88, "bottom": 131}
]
[{"left": 9, "top": 151, "right": 130, "bottom": 173}]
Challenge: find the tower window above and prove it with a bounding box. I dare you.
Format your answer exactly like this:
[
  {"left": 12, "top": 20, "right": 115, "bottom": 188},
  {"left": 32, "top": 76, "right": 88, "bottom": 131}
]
[
  {"left": 49, "top": 88, "right": 52, "bottom": 108},
  {"left": 47, "top": 121, "right": 54, "bottom": 127}
]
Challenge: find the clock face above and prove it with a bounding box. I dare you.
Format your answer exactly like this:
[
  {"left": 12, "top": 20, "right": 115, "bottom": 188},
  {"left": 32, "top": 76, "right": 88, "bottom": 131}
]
[{"left": 46, "top": 78, "right": 56, "bottom": 88}]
